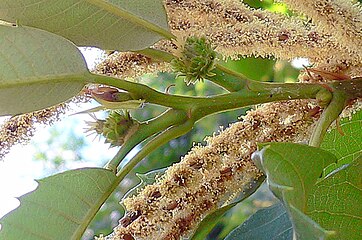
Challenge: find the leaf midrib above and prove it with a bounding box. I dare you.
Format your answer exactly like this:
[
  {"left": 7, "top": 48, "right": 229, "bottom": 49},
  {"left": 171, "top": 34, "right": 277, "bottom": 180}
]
[
  {"left": 0, "top": 73, "right": 89, "bottom": 88},
  {"left": 86, "top": 0, "right": 173, "bottom": 39},
  {"left": 72, "top": 171, "right": 117, "bottom": 240}
]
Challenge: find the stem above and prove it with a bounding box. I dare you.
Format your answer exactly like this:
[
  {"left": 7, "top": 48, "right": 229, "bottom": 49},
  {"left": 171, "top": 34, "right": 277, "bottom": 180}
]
[
  {"left": 135, "top": 48, "right": 174, "bottom": 62},
  {"left": 89, "top": 73, "right": 325, "bottom": 120},
  {"left": 309, "top": 90, "right": 348, "bottom": 147},
  {"left": 114, "top": 120, "right": 194, "bottom": 183},
  {"left": 101, "top": 121, "right": 194, "bottom": 211},
  {"left": 330, "top": 78, "right": 362, "bottom": 99},
  {"left": 89, "top": 73, "right": 194, "bottom": 110},
  {"left": 105, "top": 109, "right": 188, "bottom": 171},
  {"left": 190, "top": 82, "right": 324, "bottom": 120}
]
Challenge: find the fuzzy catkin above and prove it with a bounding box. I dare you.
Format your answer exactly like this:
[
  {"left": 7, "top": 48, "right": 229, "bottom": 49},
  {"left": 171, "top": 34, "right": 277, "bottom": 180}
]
[
  {"left": 108, "top": 99, "right": 319, "bottom": 240},
  {"left": 0, "top": 104, "right": 67, "bottom": 160},
  {"left": 165, "top": 0, "right": 360, "bottom": 65},
  {"left": 279, "top": 0, "right": 362, "bottom": 57},
  {"left": 94, "top": 52, "right": 171, "bottom": 80}
]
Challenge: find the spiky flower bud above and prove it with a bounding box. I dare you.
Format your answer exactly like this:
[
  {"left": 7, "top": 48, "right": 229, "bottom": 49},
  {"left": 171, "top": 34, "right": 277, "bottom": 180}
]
[
  {"left": 85, "top": 111, "right": 139, "bottom": 147},
  {"left": 171, "top": 36, "right": 216, "bottom": 85}
]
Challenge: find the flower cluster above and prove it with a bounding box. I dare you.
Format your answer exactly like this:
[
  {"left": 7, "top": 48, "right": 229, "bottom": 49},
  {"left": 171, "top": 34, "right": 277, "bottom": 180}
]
[
  {"left": 171, "top": 36, "right": 216, "bottom": 85},
  {"left": 1, "top": 0, "right": 361, "bottom": 239},
  {"left": 280, "top": 0, "right": 362, "bottom": 57},
  {"left": 94, "top": 52, "right": 170, "bottom": 80},
  {"left": 165, "top": 0, "right": 362, "bottom": 74},
  {"left": 0, "top": 104, "right": 67, "bottom": 160},
  {"left": 85, "top": 111, "right": 139, "bottom": 147}
]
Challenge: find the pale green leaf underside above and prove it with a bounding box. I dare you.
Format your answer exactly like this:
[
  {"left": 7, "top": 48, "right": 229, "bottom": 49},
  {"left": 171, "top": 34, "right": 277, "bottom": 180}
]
[
  {"left": 253, "top": 143, "right": 337, "bottom": 239},
  {"left": 321, "top": 110, "right": 362, "bottom": 173},
  {"left": 307, "top": 157, "right": 362, "bottom": 240},
  {"left": 0, "top": 168, "right": 116, "bottom": 240},
  {"left": 0, "top": 24, "right": 88, "bottom": 116},
  {"left": 224, "top": 202, "right": 292, "bottom": 240},
  {"left": 0, "top": 0, "right": 170, "bottom": 51}
]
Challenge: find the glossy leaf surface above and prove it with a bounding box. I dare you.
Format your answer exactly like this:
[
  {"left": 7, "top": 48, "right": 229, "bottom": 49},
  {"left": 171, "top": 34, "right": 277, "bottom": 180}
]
[
  {"left": 321, "top": 110, "right": 362, "bottom": 174},
  {"left": 252, "top": 143, "right": 337, "bottom": 239},
  {"left": 225, "top": 202, "right": 292, "bottom": 240},
  {"left": 307, "top": 156, "right": 362, "bottom": 240}
]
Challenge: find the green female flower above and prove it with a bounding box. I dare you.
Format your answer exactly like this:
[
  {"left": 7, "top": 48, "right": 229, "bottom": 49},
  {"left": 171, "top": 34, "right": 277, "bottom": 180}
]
[
  {"left": 171, "top": 36, "right": 216, "bottom": 85},
  {"left": 85, "top": 111, "right": 139, "bottom": 147}
]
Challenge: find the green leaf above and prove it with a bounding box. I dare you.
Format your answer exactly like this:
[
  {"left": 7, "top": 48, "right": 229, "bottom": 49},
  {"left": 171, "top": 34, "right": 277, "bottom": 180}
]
[
  {"left": 224, "top": 202, "right": 292, "bottom": 240},
  {"left": 288, "top": 205, "right": 333, "bottom": 240},
  {"left": 321, "top": 110, "right": 362, "bottom": 174},
  {"left": 0, "top": 24, "right": 88, "bottom": 116},
  {"left": 190, "top": 176, "right": 265, "bottom": 240},
  {"left": 307, "top": 156, "right": 362, "bottom": 240},
  {"left": 253, "top": 143, "right": 337, "bottom": 210},
  {"left": 252, "top": 143, "right": 337, "bottom": 239},
  {"left": 0, "top": 0, "right": 171, "bottom": 51},
  {"left": 0, "top": 168, "right": 116, "bottom": 240}
]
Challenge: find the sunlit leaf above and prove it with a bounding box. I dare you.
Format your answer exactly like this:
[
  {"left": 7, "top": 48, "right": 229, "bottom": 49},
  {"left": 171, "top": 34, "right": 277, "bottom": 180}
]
[
  {"left": 190, "top": 176, "right": 265, "bottom": 240},
  {"left": 307, "top": 156, "right": 362, "bottom": 240},
  {"left": 321, "top": 110, "right": 362, "bottom": 174},
  {"left": 0, "top": 168, "right": 116, "bottom": 240},
  {"left": 0, "top": 0, "right": 170, "bottom": 51},
  {"left": 225, "top": 202, "right": 292, "bottom": 240},
  {"left": 0, "top": 24, "right": 88, "bottom": 116},
  {"left": 252, "top": 143, "right": 337, "bottom": 239},
  {"left": 253, "top": 143, "right": 337, "bottom": 210}
]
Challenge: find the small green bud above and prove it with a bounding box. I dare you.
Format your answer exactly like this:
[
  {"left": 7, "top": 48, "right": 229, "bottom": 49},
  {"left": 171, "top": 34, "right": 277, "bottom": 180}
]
[
  {"left": 316, "top": 88, "right": 333, "bottom": 107},
  {"left": 171, "top": 36, "right": 216, "bottom": 85},
  {"left": 85, "top": 111, "right": 139, "bottom": 147}
]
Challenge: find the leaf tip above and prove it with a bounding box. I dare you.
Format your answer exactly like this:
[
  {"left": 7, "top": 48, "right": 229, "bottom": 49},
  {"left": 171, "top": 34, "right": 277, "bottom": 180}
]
[{"left": 251, "top": 145, "right": 269, "bottom": 171}]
